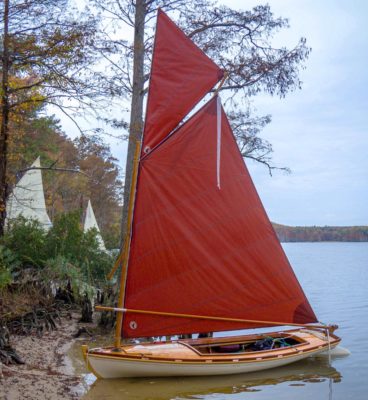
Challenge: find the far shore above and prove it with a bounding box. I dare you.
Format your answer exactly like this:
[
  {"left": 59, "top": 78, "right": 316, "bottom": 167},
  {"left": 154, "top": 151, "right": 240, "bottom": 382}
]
[{"left": 273, "top": 223, "right": 368, "bottom": 242}]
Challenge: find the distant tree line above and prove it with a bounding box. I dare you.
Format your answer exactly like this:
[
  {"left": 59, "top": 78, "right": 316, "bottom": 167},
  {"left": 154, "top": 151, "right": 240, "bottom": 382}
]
[{"left": 273, "top": 223, "right": 368, "bottom": 242}]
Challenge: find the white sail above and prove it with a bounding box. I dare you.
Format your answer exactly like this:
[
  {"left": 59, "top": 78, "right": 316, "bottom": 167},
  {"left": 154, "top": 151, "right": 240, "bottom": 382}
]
[
  {"left": 7, "top": 156, "right": 52, "bottom": 230},
  {"left": 84, "top": 199, "right": 106, "bottom": 251}
]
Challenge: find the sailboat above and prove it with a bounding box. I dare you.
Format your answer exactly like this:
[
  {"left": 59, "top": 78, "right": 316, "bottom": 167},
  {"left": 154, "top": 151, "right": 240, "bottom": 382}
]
[
  {"left": 7, "top": 156, "right": 52, "bottom": 230},
  {"left": 83, "top": 9, "right": 341, "bottom": 378},
  {"left": 84, "top": 199, "right": 106, "bottom": 252}
]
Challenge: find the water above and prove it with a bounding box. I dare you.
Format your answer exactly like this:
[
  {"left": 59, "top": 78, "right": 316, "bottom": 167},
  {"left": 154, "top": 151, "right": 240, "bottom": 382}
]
[{"left": 73, "top": 242, "right": 368, "bottom": 399}]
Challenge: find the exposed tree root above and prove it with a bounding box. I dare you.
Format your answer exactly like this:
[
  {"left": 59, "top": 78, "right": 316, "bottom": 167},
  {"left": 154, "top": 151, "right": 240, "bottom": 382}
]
[{"left": 0, "top": 324, "right": 24, "bottom": 365}]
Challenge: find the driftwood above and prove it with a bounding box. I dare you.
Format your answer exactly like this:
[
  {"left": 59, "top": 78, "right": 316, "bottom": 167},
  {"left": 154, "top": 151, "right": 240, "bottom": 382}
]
[
  {"left": 0, "top": 267, "right": 98, "bottom": 368},
  {"left": 0, "top": 300, "right": 74, "bottom": 366},
  {"left": 0, "top": 324, "right": 24, "bottom": 365},
  {"left": 4, "top": 301, "right": 72, "bottom": 337},
  {"left": 0, "top": 268, "right": 104, "bottom": 371}
]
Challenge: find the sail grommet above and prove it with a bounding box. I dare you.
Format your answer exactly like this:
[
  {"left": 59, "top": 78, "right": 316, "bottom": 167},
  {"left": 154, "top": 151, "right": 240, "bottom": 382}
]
[
  {"left": 143, "top": 146, "right": 151, "bottom": 154},
  {"left": 129, "top": 321, "right": 138, "bottom": 330}
]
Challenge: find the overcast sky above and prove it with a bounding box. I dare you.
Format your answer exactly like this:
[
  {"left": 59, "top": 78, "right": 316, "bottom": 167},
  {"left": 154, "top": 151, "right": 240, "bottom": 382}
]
[
  {"left": 224, "top": 0, "right": 368, "bottom": 226},
  {"left": 56, "top": 0, "right": 367, "bottom": 227}
]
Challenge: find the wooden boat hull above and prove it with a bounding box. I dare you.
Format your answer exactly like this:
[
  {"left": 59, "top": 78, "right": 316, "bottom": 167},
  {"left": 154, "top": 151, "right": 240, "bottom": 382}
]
[
  {"left": 83, "top": 328, "right": 341, "bottom": 379},
  {"left": 85, "top": 346, "right": 333, "bottom": 379}
]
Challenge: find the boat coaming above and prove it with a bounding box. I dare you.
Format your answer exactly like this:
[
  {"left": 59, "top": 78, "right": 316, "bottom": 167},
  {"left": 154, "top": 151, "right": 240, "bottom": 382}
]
[{"left": 83, "top": 328, "right": 341, "bottom": 379}]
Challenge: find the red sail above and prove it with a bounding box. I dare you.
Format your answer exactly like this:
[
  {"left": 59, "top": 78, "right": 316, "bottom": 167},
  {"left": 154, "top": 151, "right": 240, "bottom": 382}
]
[
  {"left": 122, "top": 97, "right": 317, "bottom": 338},
  {"left": 142, "top": 10, "right": 224, "bottom": 153}
]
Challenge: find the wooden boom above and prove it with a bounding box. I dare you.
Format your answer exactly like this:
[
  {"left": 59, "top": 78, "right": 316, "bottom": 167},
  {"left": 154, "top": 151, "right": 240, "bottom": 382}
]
[{"left": 95, "top": 305, "right": 334, "bottom": 332}]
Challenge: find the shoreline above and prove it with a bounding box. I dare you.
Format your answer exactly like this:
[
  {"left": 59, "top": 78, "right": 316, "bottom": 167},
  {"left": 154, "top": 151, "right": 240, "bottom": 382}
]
[{"left": 0, "top": 313, "right": 90, "bottom": 400}]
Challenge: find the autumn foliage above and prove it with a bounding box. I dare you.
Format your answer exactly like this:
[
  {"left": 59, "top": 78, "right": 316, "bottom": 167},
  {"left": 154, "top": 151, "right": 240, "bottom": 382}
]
[
  {"left": 7, "top": 105, "right": 123, "bottom": 249},
  {"left": 273, "top": 223, "right": 368, "bottom": 242}
]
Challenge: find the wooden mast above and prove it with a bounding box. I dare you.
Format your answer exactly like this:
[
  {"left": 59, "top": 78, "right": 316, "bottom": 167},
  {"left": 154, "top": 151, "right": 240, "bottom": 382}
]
[{"left": 114, "top": 140, "right": 141, "bottom": 348}]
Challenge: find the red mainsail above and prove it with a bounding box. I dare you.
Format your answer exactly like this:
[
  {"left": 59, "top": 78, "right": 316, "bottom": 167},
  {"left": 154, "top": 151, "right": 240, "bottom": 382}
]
[
  {"left": 122, "top": 97, "right": 317, "bottom": 338},
  {"left": 142, "top": 10, "right": 224, "bottom": 154}
]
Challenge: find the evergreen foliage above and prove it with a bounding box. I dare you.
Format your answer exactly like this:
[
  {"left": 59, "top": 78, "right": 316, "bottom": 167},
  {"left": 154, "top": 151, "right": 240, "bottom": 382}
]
[
  {"left": 1, "top": 216, "right": 114, "bottom": 288},
  {"left": 0, "top": 245, "right": 18, "bottom": 290},
  {"left": 3, "top": 217, "right": 47, "bottom": 267}
]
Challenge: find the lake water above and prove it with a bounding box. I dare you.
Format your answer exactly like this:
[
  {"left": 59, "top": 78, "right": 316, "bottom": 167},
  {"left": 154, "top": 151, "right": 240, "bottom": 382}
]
[{"left": 74, "top": 242, "right": 368, "bottom": 399}]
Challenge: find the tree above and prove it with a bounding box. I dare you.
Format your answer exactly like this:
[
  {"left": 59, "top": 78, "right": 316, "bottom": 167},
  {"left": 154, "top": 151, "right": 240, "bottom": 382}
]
[
  {"left": 0, "top": 0, "right": 113, "bottom": 235},
  {"left": 74, "top": 134, "right": 123, "bottom": 243},
  {"left": 0, "top": 0, "right": 10, "bottom": 236},
  {"left": 6, "top": 103, "right": 123, "bottom": 247},
  {"left": 92, "top": 0, "right": 310, "bottom": 240}
]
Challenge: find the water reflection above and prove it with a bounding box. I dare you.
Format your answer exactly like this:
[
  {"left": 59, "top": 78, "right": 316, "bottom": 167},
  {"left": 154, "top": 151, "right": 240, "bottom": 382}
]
[{"left": 81, "top": 357, "right": 341, "bottom": 400}]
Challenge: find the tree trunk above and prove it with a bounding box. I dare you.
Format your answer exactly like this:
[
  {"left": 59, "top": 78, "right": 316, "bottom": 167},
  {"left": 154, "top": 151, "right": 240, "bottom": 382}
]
[
  {"left": 120, "top": 0, "right": 146, "bottom": 243},
  {"left": 108, "top": 1, "right": 146, "bottom": 326},
  {"left": 0, "top": 0, "right": 10, "bottom": 236}
]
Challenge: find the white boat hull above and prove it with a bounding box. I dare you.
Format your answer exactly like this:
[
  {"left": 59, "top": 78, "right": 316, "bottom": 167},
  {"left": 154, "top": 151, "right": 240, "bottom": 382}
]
[
  {"left": 83, "top": 328, "right": 341, "bottom": 378},
  {"left": 85, "top": 344, "right": 337, "bottom": 379}
]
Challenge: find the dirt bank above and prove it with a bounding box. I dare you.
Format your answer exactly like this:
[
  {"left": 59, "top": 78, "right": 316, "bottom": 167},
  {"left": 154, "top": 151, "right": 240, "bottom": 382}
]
[{"left": 0, "top": 313, "right": 92, "bottom": 400}]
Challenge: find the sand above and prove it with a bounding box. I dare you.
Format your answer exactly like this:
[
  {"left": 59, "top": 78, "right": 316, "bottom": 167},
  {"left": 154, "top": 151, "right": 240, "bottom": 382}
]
[{"left": 0, "top": 313, "right": 90, "bottom": 400}]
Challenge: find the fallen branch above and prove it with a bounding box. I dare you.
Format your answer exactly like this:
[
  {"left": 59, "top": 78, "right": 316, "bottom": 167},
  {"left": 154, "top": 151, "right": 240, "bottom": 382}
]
[{"left": 0, "top": 324, "right": 24, "bottom": 365}]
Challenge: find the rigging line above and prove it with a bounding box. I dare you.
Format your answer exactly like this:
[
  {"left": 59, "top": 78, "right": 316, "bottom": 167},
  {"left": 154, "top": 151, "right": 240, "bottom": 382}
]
[{"left": 217, "top": 95, "right": 222, "bottom": 190}]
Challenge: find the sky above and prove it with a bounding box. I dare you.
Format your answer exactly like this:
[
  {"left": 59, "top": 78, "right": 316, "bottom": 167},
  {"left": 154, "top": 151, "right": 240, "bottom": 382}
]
[
  {"left": 55, "top": 0, "right": 368, "bottom": 227},
  {"left": 225, "top": 0, "right": 368, "bottom": 226}
]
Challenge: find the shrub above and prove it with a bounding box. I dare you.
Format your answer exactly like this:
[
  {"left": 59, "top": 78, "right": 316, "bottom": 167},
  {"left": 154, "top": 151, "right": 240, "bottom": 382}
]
[
  {"left": 42, "top": 256, "right": 84, "bottom": 298},
  {"left": 46, "top": 211, "right": 84, "bottom": 261},
  {"left": 0, "top": 245, "right": 20, "bottom": 290},
  {"left": 0, "top": 213, "right": 114, "bottom": 293},
  {"left": 2, "top": 217, "right": 47, "bottom": 267},
  {"left": 46, "top": 211, "right": 113, "bottom": 284}
]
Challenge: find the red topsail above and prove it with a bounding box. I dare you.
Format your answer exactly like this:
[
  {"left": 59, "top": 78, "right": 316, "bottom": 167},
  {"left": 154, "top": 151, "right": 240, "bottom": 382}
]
[
  {"left": 123, "top": 97, "right": 317, "bottom": 338},
  {"left": 142, "top": 10, "right": 224, "bottom": 153}
]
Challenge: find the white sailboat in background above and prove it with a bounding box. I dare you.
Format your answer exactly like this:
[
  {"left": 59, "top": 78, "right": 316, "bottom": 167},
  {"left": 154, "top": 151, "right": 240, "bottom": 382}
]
[
  {"left": 7, "top": 157, "right": 107, "bottom": 252},
  {"left": 7, "top": 156, "right": 52, "bottom": 230},
  {"left": 84, "top": 199, "right": 106, "bottom": 251}
]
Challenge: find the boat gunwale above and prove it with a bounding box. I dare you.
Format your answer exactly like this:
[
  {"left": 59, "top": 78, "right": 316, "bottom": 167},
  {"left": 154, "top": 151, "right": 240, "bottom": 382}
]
[
  {"left": 86, "top": 340, "right": 340, "bottom": 365},
  {"left": 86, "top": 330, "right": 341, "bottom": 364}
]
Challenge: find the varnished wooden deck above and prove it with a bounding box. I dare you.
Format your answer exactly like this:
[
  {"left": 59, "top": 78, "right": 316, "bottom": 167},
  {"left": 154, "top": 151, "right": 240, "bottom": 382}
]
[{"left": 89, "top": 328, "right": 341, "bottom": 363}]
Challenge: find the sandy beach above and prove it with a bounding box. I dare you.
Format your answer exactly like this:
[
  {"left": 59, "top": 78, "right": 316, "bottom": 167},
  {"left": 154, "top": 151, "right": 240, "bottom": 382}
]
[{"left": 0, "top": 313, "right": 90, "bottom": 400}]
